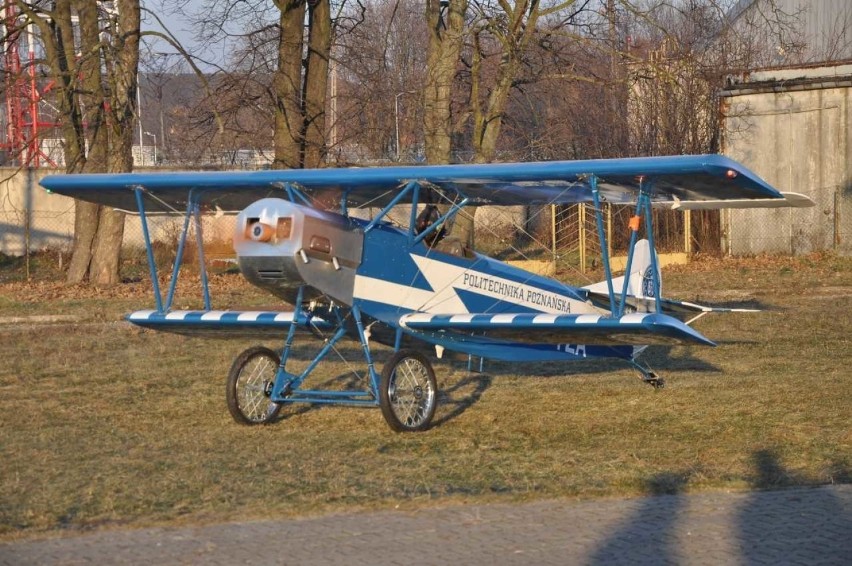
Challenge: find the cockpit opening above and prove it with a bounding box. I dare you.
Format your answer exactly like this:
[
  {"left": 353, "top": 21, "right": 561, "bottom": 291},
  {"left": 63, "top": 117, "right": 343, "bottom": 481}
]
[{"left": 415, "top": 204, "right": 447, "bottom": 247}]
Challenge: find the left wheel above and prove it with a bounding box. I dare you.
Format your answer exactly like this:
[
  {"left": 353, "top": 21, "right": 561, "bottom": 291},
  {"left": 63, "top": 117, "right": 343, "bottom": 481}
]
[
  {"left": 226, "top": 346, "right": 283, "bottom": 425},
  {"left": 379, "top": 349, "right": 438, "bottom": 432}
]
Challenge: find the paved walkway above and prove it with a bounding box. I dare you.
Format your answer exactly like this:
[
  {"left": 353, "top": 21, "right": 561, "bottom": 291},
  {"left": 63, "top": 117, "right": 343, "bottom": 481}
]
[{"left": 1, "top": 485, "right": 850, "bottom": 565}]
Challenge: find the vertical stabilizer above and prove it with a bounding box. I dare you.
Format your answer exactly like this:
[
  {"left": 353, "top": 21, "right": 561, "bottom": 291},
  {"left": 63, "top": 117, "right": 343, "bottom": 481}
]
[{"left": 583, "top": 239, "right": 661, "bottom": 299}]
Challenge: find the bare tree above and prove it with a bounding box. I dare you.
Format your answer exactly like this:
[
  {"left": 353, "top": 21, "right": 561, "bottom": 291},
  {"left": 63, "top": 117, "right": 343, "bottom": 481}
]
[
  {"left": 423, "top": 0, "right": 468, "bottom": 164},
  {"left": 21, "top": 0, "right": 141, "bottom": 285},
  {"left": 188, "top": 0, "right": 333, "bottom": 169},
  {"left": 333, "top": 0, "right": 428, "bottom": 162},
  {"left": 449, "top": 1, "right": 592, "bottom": 246}
]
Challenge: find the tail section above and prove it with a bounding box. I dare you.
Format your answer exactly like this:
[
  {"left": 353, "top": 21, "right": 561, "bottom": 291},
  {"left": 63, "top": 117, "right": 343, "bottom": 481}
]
[
  {"left": 584, "top": 239, "right": 661, "bottom": 301},
  {"left": 584, "top": 240, "right": 758, "bottom": 320}
]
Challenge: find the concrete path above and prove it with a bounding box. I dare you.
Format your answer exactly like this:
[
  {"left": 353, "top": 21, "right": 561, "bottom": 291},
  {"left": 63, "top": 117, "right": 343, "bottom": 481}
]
[{"left": 1, "top": 485, "right": 850, "bottom": 565}]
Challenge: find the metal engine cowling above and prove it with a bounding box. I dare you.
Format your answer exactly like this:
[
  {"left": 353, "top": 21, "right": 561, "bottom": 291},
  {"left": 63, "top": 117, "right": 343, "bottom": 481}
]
[{"left": 234, "top": 198, "right": 363, "bottom": 305}]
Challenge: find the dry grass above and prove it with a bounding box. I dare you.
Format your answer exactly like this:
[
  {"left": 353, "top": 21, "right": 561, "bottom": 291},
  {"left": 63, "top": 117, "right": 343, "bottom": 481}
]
[{"left": 0, "top": 252, "right": 850, "bottom": 540}]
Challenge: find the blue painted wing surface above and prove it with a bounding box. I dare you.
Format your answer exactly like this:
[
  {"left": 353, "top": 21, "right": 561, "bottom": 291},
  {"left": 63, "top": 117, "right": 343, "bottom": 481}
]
[
  {"left": 399, "top": 312, "right": 716, "bottom": 347},
  {"left": 39, "top": 154, "right": 788, "bottom": 213},
  {"left": 127, "top": 310, "right": 332, "bottom": 338}
]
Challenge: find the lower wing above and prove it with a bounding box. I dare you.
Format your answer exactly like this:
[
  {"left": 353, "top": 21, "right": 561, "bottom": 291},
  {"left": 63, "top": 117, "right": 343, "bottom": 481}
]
[
  {"left": 398, "top": 312, "right": 715, "bottom": 346},
  {"left": 126, "top": 310, "right": 332, "bottom": 339}
]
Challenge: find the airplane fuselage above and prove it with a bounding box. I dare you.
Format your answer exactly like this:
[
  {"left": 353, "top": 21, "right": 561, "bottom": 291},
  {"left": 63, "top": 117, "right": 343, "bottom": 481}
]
[{"left": 234, "top": 199, "right": 630, "bottom": 362}]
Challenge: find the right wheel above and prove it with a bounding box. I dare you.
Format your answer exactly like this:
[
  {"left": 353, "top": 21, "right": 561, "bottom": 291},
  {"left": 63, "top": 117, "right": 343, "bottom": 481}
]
[
  {"left": 226, "top": 346, "right": 283, "bottom": 425},
  {"left": 379, "top": 349, "right": 437, "bottom": 432}
]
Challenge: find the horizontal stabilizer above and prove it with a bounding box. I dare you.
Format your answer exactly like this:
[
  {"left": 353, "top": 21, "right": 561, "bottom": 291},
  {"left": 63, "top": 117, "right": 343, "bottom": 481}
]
[
  {"left": 586, "top": 292, "right": 759, "bottom": 319},
  {"left": 127, "top": 310, "right": 331, "bottom": 338},
  {"left": 399, "top": 311, "right": 715, "bottom": 346}
]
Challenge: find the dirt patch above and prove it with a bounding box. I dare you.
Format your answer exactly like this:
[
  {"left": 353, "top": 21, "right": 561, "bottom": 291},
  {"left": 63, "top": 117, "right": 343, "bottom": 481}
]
[{"left": 0, "top": 315, "right": 80, "bottom": 325}]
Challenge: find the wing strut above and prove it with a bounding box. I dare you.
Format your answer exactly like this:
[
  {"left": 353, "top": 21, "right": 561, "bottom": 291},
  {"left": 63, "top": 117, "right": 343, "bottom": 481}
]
[
  {"left": 588, "top": 175, "right": 617, "bottom": 315},
  {"left": 586, "top": 174, "right": 663, "bottom": 318},
  {"left": 133, "top": 186, "right": 214, "bottom": 313},
  {"left": 641, "top": 180, "right": 663, "bottom": 315},
  {"left": 615, "top": 178, "right": 662, "bottom": 316},
  {"left": 272, "top": 181, "right": 312, "bottom": 207},
  {"left": 364, "top": 180, "right": 419, "bottom": 233},
  {"left": 134, "top": 186, "right": 164, "bottom": 312}
]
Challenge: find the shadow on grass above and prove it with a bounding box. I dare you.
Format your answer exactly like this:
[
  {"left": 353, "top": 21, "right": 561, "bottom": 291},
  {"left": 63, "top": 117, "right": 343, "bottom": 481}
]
[
  {"left": 465, "top": 345, "right": 723, "bottom": 380},
  {"left": 748, "top": 448, "right": 852, "bottom": 488},
  {"left": 701, "top": 298, "right": 774, "bottom": 311},
  {"left": 433, "top": 372, "right": 493, "bottom": 428}
]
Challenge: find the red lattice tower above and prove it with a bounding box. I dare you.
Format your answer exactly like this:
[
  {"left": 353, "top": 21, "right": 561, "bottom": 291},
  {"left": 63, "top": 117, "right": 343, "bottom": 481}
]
[{"left": 2, "top": 3, "right": 58, "bottom": 167}]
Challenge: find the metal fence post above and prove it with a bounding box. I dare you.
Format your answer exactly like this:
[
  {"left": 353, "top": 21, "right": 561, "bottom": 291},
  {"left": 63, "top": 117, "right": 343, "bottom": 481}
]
[
  {"left": 25, "top": 167, "right": 32, "bottom": 279},
  {"left": 578, "top": 203, "right": 586, "bottom": 273},
  {"left": 550, "top": 204, "right": 557, "bottom": 262},
  {"left": 606, "top": 203, "right": 612, "bottom": 261},
  {"left": 835, "top": 188, "right": 841, "bottom": 250}
]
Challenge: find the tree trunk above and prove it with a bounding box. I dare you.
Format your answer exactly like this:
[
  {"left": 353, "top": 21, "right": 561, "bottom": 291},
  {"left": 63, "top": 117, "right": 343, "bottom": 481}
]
[
  {"left": 89, "top": 208, "right": 125, "bottom": 285},
  {"left": 272, "top": 0, "right": 307, "bottom": 170},
  {"left": 302, "top": 0, "right": 331, "bottom": 168},
  {"left": 471, "top": 1, "right": 541, "bottom": 164},
  {"left": 67, "top": 0, "right": 111, "bottom": 284},
  {"left": 60, "top": 0, "right": 140, "bottom": 286},
  {"left": 459, "top": 1, "right": 544, "bottom": 249},
  {"left": 66, "top": 202, "right": 100, "bottom": 283},
  {"left": 423, "top": 0, "right": 467, "bottom": 165},
  {"left": 88, "top": 0, "right": 140, "bottom": 285}
]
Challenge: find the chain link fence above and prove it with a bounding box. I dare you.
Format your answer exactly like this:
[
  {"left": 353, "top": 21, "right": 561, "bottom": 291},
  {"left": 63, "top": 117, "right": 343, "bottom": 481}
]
[
  {"left": 0, "top": 168, "right": 241, "bottom": 277},
  {"left": 723, "top": 184, "right": 851, "bottom": 256},
  {"left": 550, "top": 204, "right": 723, "bottom": 275},
  {"left": 119, "top": 214, "right": 239, "bottom": 276}
]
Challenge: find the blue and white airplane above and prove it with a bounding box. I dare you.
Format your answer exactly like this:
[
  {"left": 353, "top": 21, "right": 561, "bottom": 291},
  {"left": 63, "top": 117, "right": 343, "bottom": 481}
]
[{"left": 41, "top": 155, "right": 813, "bottom": 432}]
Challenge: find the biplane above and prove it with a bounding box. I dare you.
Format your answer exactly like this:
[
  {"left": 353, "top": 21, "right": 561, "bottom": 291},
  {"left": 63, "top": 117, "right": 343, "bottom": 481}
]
[{"left": 41, "top": 155, "right": 813, "bottom": 432}]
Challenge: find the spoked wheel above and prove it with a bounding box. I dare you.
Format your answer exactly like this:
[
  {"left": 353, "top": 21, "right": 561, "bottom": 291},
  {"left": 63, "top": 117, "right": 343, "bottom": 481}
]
[
  {"left": 379, "top": 349, "right": 437, "bottom": 432},
  {"left": 226, "top": 346, "right": 283, "bottom": 425}
]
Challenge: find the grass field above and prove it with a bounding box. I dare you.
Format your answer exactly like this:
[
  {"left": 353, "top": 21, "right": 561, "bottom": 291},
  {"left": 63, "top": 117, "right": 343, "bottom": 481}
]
[{"left": 0, "top": 252, "right": 850, "bottom": 540}]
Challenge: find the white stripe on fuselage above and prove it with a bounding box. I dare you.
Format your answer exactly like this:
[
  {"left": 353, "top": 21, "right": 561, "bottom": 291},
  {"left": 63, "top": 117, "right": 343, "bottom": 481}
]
[
  {"left": 353, "top": 253, "right": 595, "bottom": 315},
  {"left": 353, "top": 274, "right": 460, "bottom": 312}
]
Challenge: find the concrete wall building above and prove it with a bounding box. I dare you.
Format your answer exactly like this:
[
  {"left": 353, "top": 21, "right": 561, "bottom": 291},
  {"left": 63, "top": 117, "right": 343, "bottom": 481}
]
[
  {"left": 720, "top": 61, "right": 852, "bottom": 255},
  {"left": 719, "top": 1, "right": 852, "bottom": 255}
]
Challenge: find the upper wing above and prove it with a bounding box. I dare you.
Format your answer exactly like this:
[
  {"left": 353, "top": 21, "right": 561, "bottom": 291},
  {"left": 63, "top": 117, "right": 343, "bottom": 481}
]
[
  {"left": 398, "top": 311, "right": 716, "bottom": 347},
  {"left": 39, "top": 154, "right": 810, "bottom": 213}
]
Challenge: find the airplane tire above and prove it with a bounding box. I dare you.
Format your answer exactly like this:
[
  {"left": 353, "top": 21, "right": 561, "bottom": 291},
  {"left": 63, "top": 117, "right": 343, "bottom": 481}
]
[
  {"left": 379, "top": 349, "right": 437, "bottom": 432},
  {"left": 226, "top": 346, "right": 283, "bottom": 425}
]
